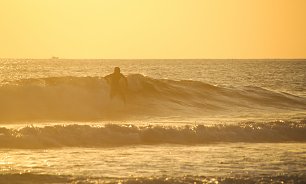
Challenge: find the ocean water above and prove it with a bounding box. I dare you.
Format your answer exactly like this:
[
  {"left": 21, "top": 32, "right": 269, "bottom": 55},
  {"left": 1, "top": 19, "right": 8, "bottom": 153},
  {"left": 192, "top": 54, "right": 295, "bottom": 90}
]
[{"left": 0, "top": 59, "right": 305, "bottom": 183}]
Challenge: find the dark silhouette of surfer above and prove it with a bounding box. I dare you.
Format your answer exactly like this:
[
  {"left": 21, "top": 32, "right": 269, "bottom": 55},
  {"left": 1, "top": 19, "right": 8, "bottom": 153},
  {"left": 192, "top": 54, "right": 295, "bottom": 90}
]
[{"left": 104, "top": 67, "right": 128, "bottom": 103}]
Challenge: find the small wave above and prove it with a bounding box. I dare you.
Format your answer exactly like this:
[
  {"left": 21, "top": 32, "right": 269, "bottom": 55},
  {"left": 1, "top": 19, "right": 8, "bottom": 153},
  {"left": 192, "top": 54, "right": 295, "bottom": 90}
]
[
  {"left": 0, "top": 173, "right": 70, "bottom": 184},
  {"left": 0, "top": 121, "right": 305, "bottom": 148},
  {"left": 0, "top": 75, "right": 305, "bottom": 121},
  {"left": 1, "top": 173, "right": 305, "bottom": 184}
]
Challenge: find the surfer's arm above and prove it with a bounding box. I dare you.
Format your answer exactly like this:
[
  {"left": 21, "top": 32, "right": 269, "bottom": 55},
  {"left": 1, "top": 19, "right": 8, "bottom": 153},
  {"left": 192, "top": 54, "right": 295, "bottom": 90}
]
[
  {"left": 121, "top": 74, "right": 128, "bottom": 87},
  {"left": 104, "top": 74, "right": 112, "bottom": 83}
]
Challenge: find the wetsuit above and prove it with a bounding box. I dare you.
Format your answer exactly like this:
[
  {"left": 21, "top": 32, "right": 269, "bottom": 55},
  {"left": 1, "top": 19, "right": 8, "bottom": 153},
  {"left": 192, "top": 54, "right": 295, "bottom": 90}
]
[{"left": 105, "top": 72, "right": 127, "bottom": 102}]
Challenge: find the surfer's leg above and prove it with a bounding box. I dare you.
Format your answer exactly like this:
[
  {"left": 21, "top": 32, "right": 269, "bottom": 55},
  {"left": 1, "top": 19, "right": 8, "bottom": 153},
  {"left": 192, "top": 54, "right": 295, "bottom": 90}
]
[
  {"left": 119, "top": 90, "right": 126, "bottom": 104},
  {"left": 109, "top": 89, "right": 115, "bottom": 100}
]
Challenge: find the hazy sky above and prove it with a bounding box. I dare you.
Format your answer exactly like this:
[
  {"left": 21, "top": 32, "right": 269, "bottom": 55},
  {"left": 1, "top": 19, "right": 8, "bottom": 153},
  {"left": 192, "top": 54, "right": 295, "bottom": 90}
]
[{"left": 0, "top": 0, "right": 305, "bottom": 59}]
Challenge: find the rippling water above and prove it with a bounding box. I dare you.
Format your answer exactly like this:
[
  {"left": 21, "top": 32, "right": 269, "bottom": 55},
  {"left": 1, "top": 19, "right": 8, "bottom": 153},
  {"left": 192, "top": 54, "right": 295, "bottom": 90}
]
[
  {"left": 0, "top": 59, "right": 305, "bottom": 183},
  {"left": 1, "top": 143, "right": 306, "bottom": 183}
]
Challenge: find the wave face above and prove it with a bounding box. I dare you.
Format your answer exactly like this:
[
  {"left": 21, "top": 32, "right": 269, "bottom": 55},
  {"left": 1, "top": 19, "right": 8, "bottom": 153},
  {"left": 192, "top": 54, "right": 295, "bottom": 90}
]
[
  {"left": 0, "top": 74, "right": 305, "bottom": 121},
  {"left": 0, "top": 121, "right": 305, "bottom": 148}
]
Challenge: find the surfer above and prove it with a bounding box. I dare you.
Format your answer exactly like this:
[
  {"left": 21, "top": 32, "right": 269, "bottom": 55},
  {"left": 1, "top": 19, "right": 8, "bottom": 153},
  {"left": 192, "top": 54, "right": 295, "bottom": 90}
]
[{"left": 104, "top": 67, "right": 128, "bottom": 103}]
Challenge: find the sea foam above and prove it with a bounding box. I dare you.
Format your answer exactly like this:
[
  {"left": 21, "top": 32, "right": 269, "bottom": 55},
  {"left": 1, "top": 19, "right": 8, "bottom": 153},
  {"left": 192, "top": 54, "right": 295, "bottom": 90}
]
[{"left": 0, "top": 121, "right": 305, "bottom": 148}]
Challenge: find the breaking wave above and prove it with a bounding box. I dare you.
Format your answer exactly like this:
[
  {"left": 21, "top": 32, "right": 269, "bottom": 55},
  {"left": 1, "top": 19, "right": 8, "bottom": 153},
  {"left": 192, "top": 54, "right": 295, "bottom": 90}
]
[
  {"left": 0, "top": 121, "right": 305, "bottom": 148},
  {"left": 0, "top": 74, "right": 305, "bottom": 121}
]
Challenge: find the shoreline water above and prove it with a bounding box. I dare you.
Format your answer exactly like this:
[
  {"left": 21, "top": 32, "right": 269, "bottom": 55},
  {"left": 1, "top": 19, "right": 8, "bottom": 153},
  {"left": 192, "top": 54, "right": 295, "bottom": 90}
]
[{"left": 1, "top": 143, "right": 306, "bottom": 183}]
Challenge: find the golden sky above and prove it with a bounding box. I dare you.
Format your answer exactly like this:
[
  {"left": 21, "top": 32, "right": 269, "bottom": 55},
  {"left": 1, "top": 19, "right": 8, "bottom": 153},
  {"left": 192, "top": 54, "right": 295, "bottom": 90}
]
[{"left": 0, "top": 0, "right": 305, "bottom": 59}]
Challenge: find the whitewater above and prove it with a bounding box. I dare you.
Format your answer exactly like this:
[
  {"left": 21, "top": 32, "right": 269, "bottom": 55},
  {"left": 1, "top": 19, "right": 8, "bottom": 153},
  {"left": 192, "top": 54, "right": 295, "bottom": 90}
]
[{"left": 0, "top": 59, "right": 305, "bottom": 183}]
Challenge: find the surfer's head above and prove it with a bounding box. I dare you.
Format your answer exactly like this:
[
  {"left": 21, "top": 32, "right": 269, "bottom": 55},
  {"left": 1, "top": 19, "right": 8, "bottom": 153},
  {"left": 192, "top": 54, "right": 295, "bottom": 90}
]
[{"left": 114, "top": 67, "right": 120, "bottom": 73}]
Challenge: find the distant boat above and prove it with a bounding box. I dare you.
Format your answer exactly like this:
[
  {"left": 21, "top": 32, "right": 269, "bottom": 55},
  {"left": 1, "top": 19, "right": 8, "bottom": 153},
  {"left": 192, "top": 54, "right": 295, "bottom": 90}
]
[{"left": 51, "top": 56, "right": 59, "bottom": 59}]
